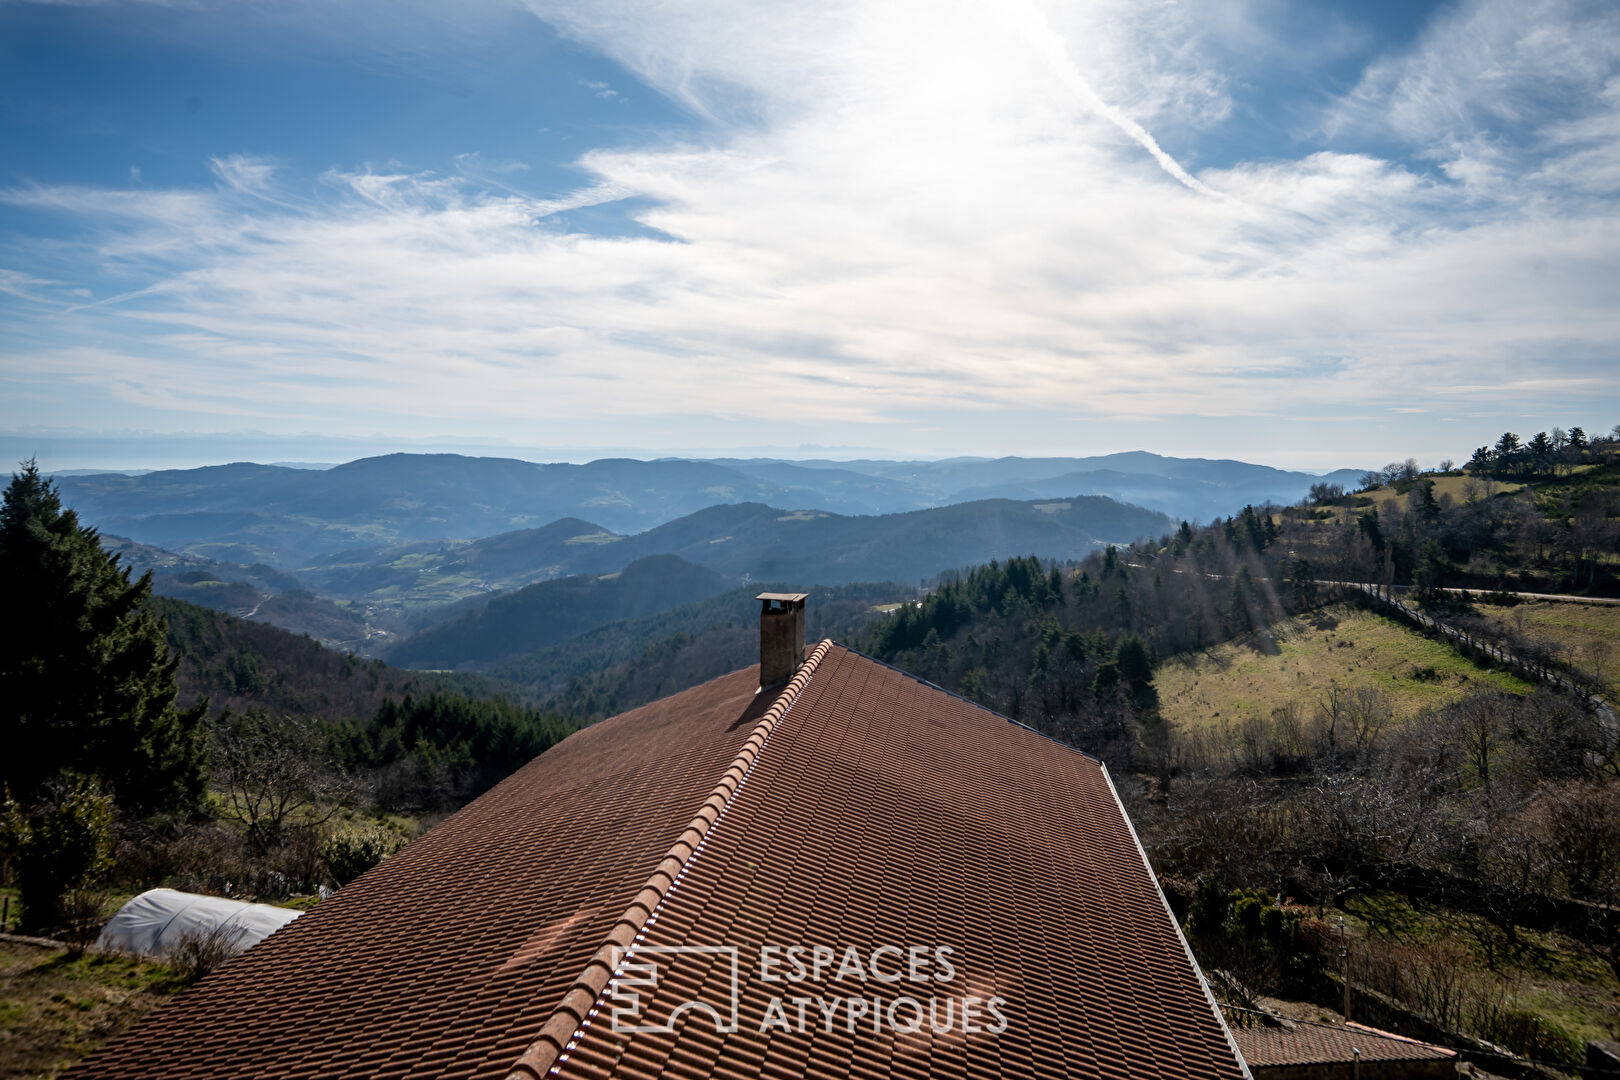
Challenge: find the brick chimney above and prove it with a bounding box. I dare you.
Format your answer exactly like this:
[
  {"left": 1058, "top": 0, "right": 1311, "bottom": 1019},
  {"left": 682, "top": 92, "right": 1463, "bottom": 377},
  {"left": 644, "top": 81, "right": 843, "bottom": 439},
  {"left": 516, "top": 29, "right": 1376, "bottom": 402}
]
[{"left": 757, "top": 592, "right": 808, "bottom": 690}]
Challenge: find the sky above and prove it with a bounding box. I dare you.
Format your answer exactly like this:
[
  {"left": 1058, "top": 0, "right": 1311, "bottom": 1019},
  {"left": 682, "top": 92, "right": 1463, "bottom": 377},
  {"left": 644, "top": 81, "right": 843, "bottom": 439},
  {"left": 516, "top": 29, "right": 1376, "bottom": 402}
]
[{"left": 2, "top": 0, "right": 1618, "bottom": 472}]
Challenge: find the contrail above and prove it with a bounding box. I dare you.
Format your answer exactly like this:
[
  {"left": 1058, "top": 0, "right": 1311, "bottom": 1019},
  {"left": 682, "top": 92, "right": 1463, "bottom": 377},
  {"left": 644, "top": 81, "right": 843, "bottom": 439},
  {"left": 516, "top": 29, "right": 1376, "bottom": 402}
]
[{"left": 1010, "top": 1, "right": 1227, "bottom": 200}]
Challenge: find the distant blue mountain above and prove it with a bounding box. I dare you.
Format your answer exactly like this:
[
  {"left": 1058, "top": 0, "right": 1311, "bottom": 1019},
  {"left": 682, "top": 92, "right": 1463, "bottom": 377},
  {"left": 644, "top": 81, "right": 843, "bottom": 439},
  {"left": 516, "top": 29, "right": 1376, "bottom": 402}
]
[{"left": 55, "top": 450, "right": 1357, "bottom": 572}]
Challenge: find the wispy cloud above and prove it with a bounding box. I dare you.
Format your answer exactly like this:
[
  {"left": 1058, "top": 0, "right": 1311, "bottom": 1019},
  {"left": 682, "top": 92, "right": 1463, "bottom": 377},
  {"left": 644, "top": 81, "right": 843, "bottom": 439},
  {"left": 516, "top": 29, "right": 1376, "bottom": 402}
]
[
  {"left": 3, "top": 0, "right": 1619, "bottom": 458},
  {"left": 579, "top": 78, "right": 624, "bottom": 102},
  {"left": 1325, "top": 0, "right": 1620, "bottom": 194}
]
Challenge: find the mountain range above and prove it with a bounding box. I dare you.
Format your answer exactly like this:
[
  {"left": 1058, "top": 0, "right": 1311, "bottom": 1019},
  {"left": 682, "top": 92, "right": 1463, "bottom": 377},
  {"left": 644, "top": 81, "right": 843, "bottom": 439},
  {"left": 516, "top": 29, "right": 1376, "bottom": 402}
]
[
  {"left": 58, "top": 450, "right": 1354, "bottom": 659},
  {"left": 60, "top": 451, "right": 1359, "bottom": 567}
]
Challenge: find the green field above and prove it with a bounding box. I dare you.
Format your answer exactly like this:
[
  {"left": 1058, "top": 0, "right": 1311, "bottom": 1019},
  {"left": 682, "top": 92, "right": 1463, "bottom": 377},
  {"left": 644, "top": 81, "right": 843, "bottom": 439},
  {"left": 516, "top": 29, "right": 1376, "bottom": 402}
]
[
  {"left": 1471, "top": 599, "right": 1620, "bottom": 700},
  {"left": 1156, "top": 605, "right": 1532, "bottom": 733},
  {"left": 0, "top": 941, "right": 182, "bottom": 1080}
]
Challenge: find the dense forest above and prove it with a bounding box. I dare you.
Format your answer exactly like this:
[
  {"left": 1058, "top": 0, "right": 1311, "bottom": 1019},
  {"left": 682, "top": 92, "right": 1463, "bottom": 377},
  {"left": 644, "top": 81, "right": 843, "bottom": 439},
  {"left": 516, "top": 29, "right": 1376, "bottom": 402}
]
[{"left": 500, "top": 581, "right": 896, "bottom": 717}]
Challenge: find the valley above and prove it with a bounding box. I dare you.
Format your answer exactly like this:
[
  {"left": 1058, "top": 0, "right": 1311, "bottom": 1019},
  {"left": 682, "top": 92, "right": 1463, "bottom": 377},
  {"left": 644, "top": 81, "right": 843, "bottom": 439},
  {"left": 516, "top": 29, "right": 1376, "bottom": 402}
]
[{"left": 70, "top": 449, "right": 1350, "bottom": 661}]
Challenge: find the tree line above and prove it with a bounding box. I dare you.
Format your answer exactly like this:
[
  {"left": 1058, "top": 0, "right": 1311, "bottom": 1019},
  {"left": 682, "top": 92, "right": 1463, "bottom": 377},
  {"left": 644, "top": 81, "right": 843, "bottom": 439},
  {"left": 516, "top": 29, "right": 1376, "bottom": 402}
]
[{"left": 0, "top": 463, "right": 577, "bottom": 943}]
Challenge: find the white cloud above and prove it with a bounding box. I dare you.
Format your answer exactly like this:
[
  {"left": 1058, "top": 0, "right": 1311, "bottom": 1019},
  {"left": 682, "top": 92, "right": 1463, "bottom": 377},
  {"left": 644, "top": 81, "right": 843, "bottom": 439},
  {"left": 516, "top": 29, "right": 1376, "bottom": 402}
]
[
  {"left": 209, "top": 154, "right": 277, "bottom": 195},
  {"left": 1326, "top": 0, "right": 1620, "bottom": 198},
  {"left": 3, "top": 0, "right": 1619, "bottom": 457}
]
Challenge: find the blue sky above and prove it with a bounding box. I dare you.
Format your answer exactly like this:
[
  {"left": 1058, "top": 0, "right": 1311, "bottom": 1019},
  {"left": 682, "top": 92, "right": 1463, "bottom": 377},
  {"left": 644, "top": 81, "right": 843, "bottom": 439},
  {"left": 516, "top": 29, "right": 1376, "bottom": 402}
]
[{"left": 2, "top": 0, "right": 1617, "bottom": 470}]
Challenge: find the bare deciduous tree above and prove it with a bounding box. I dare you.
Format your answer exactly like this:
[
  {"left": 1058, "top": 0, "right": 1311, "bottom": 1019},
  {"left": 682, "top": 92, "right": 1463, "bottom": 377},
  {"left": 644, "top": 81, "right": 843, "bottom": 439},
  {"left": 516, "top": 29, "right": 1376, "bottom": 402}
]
[{"left": 211, "top": 709, "right": 352, "bottom": 855}]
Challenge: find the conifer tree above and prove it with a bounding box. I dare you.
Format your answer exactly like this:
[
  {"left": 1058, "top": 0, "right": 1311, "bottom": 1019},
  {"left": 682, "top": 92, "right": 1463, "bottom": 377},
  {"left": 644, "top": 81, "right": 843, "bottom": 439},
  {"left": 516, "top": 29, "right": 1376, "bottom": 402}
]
[{"left": 0, "top": 461, "right": 206, "bottom": 814}]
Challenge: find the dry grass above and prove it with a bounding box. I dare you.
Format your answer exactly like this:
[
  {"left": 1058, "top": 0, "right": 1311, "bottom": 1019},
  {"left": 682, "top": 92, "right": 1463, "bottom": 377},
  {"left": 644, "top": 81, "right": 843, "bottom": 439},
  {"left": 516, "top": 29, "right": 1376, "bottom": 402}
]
[
  {"left": 0, "top": 940, "right": 183, "bottom": 1079},
  {"left": 1471, "top": 599, "right": 1620, "bottom": 700},
  {"left": 1156, "top": 605, "right": 1532, "bottom": 733},
  {"left": 1299, "top": 475, "right": 1526, "bottom": 526},
  {"left": 1362, "top": 474, "right": 1525, "bottom": 505}
]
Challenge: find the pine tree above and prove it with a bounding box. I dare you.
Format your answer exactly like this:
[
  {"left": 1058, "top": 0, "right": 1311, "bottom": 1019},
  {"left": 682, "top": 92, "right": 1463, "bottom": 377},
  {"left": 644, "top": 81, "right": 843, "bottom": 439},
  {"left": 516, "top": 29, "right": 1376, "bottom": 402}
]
[{"left": 0, "top": 461, "right": 206, "bottom": 814}]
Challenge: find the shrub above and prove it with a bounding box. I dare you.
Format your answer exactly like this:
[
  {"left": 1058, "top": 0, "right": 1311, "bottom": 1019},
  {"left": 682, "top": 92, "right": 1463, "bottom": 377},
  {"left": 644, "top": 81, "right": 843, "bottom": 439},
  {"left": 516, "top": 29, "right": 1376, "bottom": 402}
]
[
  {"left": 1487, "top": 1009, "right": 1582, "bottom": 1067},
  {"left": 321, "top": 825, "right": 397, "bottom": 886},
  {"left": 1185, "top": 881, "right": 1318, "bottom": 995},
  {"left": 167, "top": 923, "right": 249, "bottom": 985},
  {"left": 2, "top": 780, "right": 115, "bottom": 939},
  {"left": 58, "top": 886, "right": 112, "bottom": 955}
]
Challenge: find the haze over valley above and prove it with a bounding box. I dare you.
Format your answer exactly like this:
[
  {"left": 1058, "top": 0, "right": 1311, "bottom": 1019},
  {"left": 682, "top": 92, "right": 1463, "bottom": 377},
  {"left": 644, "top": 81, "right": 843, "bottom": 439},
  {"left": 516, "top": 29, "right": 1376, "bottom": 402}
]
[{"left": 58, "top": 448, "right": 1369, "bottom": 659}]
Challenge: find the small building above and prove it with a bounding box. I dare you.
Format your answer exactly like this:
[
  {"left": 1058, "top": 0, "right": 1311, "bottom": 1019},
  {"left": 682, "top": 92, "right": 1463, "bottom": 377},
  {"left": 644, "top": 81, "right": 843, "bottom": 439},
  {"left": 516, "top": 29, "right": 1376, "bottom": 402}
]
[
  {"left": 1233, "top": 1020, "right": 1457, "bottom": 1079},
  {"left": 78, "top": 593, "right": 1250, "bottom": 1079}
]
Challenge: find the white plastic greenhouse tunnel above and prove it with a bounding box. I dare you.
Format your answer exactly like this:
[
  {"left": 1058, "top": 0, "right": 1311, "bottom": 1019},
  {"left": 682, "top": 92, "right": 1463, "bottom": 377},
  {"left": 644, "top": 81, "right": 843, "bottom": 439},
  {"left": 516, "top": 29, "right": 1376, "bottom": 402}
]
[{"left": 95, "top": 888, "right": 301, "bottom": 961}]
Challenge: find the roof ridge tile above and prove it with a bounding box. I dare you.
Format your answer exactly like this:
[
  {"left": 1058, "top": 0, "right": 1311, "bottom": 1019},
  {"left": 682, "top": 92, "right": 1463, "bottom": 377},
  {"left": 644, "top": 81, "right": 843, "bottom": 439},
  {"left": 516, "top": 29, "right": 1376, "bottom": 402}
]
[{"left": 502, "top": 639, "right": 836, "bottom": 1080}]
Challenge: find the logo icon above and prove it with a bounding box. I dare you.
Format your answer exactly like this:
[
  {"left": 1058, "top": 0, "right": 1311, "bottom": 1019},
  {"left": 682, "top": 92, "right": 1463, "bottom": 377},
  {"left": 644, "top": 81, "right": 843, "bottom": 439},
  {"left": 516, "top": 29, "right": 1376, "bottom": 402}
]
[{"left": 609, "top": 945, "right": 742, "bottom": 1034}]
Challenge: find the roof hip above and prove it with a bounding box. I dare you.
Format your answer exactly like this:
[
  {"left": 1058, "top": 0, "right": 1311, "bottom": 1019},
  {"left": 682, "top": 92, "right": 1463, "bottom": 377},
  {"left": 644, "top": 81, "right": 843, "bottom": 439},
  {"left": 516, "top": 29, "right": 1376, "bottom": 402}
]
[{"left": 504, "top": 638, "right": 835, "bottom": 1080}]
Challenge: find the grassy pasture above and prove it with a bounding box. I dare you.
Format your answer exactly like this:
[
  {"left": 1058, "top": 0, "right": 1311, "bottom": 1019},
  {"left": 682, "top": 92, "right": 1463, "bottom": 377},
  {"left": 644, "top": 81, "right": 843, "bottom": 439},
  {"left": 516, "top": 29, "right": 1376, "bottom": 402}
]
[
  {"left": 0, "top": 941, "right": 183, "bottom": 1080},
  {"left": 1156, "top": 605, "right": 1532, "bottom": 733},
  {"left": 1470, "top": 599, "right": 1620, "bottom": 700}
]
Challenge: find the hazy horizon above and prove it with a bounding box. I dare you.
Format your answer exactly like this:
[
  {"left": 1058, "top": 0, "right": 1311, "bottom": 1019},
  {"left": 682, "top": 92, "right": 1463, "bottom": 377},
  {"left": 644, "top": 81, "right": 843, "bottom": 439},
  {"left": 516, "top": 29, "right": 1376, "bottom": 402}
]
[{"left": 6, "top": 429, "right": 1385, "bottom": 476}]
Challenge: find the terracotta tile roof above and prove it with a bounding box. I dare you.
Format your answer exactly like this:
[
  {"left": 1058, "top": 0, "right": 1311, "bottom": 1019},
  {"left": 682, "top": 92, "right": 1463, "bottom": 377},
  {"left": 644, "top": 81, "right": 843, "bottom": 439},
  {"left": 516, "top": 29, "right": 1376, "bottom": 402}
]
[
  {"left": 79, "top": 642, "right": 1247, "bottom": 1080},
  {"left": 75, "top": 660, "right": 794, "bottom": 1080},
  {"left": 512, "top": 645, "right": 1246, "bottom": 1080},
  {"left": 1233, "top": 1021, "right": 1456, "bottom": 1068}
]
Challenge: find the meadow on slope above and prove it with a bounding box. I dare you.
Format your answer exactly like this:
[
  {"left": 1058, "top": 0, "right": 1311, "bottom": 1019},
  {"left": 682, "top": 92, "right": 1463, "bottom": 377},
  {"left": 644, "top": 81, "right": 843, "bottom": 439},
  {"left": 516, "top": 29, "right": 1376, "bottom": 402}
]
[
  {"left": 1468, "top": 598, "right": 1620, "bottom": 700},
  {"left": 1155, "top": 604, "right": 1532, "bottom": 732}
]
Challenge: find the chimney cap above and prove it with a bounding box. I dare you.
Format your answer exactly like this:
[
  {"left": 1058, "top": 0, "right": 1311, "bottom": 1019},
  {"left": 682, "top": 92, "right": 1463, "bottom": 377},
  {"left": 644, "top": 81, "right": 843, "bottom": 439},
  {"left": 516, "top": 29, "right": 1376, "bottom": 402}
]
[{"left": 757, "top": 592, "right": 808, "bottom": 604}]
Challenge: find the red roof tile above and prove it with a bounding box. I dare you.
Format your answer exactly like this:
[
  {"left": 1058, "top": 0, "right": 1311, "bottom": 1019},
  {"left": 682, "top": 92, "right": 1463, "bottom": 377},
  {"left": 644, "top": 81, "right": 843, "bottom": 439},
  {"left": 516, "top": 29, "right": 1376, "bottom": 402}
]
[
  {"left": 1233, "top": 1021, "right": 1456, "bottom": 1068},
  {"left": 520, "top": 646, "right": 1246, "bottom": 1080},
  {"left": 78, "top": 643, "right": 1247, "bottom": 1080}
]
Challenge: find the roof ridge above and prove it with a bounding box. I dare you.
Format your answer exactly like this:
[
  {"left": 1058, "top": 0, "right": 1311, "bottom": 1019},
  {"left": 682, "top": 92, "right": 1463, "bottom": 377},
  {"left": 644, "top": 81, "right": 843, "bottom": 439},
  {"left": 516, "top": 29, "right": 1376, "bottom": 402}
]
[
  {"left": 503, "top": 639, "right": 836, "bottom": 1080},
  {"left": 1097, "top": 763, "right": 1254, "bottom": 1080}
]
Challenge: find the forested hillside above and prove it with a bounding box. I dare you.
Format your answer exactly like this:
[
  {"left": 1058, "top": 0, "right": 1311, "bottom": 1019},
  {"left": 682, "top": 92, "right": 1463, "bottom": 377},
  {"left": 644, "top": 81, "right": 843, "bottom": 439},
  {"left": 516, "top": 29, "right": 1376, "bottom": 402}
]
[
  {"left": 150, "top": 596, "right": 497, "bottom": 720},
  {"left": 852, "top": 428, "right": 1620, "bottom": 1067},
  {"left": 1, "top": 460, "right": 582, "bottom": 970},
  {"left": 386, "top": 555, "right": 729, "bottom": 669},
  {"left": 497, "top": 582, "right": 898, "bottom": 718},
  {"left": 552, "top": 495, "right": 1172, "bottom": 583}
]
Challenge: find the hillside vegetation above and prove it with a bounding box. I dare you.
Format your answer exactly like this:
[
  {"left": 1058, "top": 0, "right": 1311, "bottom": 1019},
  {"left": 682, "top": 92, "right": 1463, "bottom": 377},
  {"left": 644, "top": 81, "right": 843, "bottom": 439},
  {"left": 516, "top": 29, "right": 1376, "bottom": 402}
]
[
  {"left": 1463, "top": 598, "right": 1620, "bottom": 700},
  {"left": 852, "top": 425, "right": 1620, "bottom": 1068},
  {"left": 496, "top": 582, "right": 898, "bottom": 718},
  {"left": 151, "top": 596, "right": 488, "bottom": 721},
  {"left": 1155, "top": 605, "right": 1532, "bottom": 735},
  {"left": 3, "top": 471, "right": 576, "bottom": 945},
  {"left": 1297, "top": 434, "right": 1619, "bottom": 595},
  {"left": 552, "top": 495, "right": 1172, "bottom": 584},
  {"left": 387, "top": 555, "right": 729, "bottom": 670}
]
